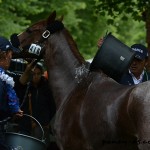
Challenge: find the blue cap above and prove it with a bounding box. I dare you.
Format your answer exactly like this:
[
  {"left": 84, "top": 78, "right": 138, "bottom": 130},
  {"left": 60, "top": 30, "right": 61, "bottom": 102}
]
[
  {"left": 0, "top": 36, "right": 19, "bottom": 52},
  {"left": 131, "top": 44, "right": 148, "bottom": 60}
]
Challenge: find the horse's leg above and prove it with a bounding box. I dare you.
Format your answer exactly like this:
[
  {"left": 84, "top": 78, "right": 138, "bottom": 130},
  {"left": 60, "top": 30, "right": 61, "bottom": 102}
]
[{"left": 129, "top": 86, "right": 150, "bottom": 150}]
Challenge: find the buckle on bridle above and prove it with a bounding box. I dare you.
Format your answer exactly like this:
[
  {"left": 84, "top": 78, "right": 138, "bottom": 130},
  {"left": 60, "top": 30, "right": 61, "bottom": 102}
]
[{"left": 42, "top": 30, "right": 50, "bottom": 39}]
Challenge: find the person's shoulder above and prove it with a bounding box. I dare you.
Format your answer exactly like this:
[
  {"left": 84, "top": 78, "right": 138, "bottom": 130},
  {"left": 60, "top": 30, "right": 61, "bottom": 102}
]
[
  {"left": 120, "top": 72, "right": 131, "bottom": 80},
  {"left": 119, "top": 72, "right": 132, "bottom": 85}
]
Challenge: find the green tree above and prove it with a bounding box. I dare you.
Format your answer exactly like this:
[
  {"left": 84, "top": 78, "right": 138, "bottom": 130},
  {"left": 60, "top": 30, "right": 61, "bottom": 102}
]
[
  {"left": 0, "top": 0, "right": 46, "bottom": 37},
  {"left": 94, "top": 0, "right": 150, "bottom": 68},
  {"left": 0, "top": 0, "right": 147, "bottom": 60}
]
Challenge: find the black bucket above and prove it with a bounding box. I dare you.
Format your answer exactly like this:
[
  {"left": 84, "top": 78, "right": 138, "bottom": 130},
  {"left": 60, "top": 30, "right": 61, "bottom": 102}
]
[
  {"left": 90, "top": 33, "right": 135, "bottom": 81},
  {"left": 5, "top": 114, "right": 46, "bottom": 150}
]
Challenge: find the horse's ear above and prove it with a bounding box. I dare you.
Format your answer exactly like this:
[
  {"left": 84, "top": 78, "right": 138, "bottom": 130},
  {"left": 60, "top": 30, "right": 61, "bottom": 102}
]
[
  {"left": 47, "top": 11, "right": 56, "bottom": 23},
  {"left": 58, "top": 15, "right": 64, "bottom": 22}
]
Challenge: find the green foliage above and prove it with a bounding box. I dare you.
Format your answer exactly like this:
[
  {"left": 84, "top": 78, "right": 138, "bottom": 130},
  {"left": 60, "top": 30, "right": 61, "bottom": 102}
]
[
  {"left": 93, "top": 0, "right": 147, "bottom": 51},
  {"left": 94, "top": 0, "right": 150, "bottom": 21},
  {"left": 0, "top": 0, "right": 147, "bottom": 60}
]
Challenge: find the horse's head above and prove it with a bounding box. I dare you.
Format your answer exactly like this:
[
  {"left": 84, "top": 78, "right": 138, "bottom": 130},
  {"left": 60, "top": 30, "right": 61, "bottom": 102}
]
[
  {"left": 14, "top": 11, "right": 89, "bottom": 108},
  {"left": 11, "top": 10, "right": 85, "bottom": 67},
  {"left": 11, "top": 11, "right": 64, "bottom": 59}
]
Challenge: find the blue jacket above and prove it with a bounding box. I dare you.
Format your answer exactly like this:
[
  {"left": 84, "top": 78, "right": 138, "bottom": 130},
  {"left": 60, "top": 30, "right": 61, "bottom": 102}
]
[
  {"left": 0, "top": 75, "right": 20, "bottom": 121},
  {"left": 119, "top": 71, "right": 150, "bottom": 85},
  {"left": 0, "top": 79, "right": 10, "bottom": 120}
]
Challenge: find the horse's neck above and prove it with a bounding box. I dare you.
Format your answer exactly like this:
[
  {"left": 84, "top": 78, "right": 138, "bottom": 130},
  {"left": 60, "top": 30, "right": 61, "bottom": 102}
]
[{"left": 45, "top": 31, "right": 88, "bottom": 108}]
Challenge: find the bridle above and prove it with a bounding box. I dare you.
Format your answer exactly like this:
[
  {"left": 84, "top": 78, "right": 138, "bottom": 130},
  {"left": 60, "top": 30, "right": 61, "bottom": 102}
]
[{"left": 10, "top": 20, "right": 64, "bottom": 63}]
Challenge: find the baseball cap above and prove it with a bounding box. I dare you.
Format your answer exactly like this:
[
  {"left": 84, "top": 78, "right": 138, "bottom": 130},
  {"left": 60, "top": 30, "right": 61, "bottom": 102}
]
[
  {"left": 131, "top": 44, "right": 148, "bottom": 60},
  {"left": 0, "top": 36, "right": 19, "bottom": 52}
]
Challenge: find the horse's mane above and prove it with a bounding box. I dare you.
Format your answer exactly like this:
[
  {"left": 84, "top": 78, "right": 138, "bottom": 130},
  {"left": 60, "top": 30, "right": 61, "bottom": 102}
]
[{"left": 62, "top": 28, "right": 85, "bottom": 64}]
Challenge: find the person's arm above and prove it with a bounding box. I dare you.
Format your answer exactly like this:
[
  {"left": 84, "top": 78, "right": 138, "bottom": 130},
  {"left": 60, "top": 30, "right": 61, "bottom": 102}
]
[{"left": 19, "top": 60, "right": 35, "bottom": 85}]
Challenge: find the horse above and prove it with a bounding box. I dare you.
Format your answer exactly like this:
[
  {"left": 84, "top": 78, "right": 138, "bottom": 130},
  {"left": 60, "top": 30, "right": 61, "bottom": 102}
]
[{"left": 13, "top": 11, "right": 150, "bottom": 150}]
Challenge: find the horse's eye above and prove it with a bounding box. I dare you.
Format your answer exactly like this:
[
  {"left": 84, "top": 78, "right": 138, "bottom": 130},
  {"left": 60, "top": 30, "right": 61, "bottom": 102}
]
[{"left": 26, "top": 28, "right": 32, "bottom": 33}]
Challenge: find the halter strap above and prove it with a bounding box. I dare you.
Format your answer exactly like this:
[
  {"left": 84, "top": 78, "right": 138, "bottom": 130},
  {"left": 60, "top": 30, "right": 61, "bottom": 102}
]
[
  {"left": 30, "top": 21, "right": 64, "bottom": 64},
  {"left": 39, "top": 20, "right": 64, "bottom": 43}
]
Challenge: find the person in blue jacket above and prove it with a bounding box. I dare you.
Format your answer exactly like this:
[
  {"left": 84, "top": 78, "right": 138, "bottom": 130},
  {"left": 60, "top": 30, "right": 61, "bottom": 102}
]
[
  {"left": 119, "top": 44, "right": 150, "bottom": 85},
  {"left": 0, "top": 36, "right": 23, "bottom": 150}
]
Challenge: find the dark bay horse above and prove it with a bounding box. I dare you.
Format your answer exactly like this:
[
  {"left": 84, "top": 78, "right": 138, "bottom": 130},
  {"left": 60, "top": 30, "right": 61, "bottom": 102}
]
[{"left": 15, "top": 11, "right": 150, "bottom": 150}]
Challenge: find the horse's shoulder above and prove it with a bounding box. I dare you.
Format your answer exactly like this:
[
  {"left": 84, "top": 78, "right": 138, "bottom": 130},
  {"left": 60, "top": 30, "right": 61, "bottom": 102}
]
[
  {"left": 88, "top": 71, "right": 115, "bottom": 84},
  {"left": 87, "top": 71, "right": 129, "bottom": 91}
]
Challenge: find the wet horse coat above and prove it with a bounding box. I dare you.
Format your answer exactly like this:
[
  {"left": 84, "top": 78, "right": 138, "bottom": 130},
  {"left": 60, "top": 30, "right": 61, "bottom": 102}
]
[{"left": 16, "top": 11, "right": 150, "bottom": 150}]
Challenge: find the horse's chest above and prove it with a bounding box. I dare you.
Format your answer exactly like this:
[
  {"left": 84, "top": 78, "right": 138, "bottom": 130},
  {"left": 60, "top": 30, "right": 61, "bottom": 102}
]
[{"left": 53, "top": 89, "right": 91, "bottom": 149}]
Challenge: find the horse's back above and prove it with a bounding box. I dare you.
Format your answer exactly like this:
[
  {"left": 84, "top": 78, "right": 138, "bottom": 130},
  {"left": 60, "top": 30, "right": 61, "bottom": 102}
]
[
  {"left": 54, "top": 72, "right": 139, "bottom": 150},
  {"left": 81, "top": 73, "right": 150, "bottom": 150},
  {"left": 80, "top": 72, "right": 139, "bottom": 150}
]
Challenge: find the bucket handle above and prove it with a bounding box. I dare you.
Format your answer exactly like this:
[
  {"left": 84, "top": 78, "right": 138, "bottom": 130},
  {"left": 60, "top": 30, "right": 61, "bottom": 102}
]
[{"left": 23, "top": 114, "right": 45, "bottom": 142}]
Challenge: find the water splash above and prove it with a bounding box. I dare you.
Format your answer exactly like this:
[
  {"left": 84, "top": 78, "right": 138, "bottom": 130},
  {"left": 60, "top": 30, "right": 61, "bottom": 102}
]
[{"left": 75, "top": 63, "right": 89, "bottom": 83}]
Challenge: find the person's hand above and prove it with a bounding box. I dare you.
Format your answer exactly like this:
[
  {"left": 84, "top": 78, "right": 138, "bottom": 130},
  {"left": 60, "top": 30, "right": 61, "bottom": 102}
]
[
  {"left": 97, "top": 38, "right": 104, "bottom": 48},
  {"left": 19, "top": 60, "right": 36, "bottom": 85},
  {"left": 12, "top": 109, "right": 23, "bottom": 121},
  {"left": 15, "top": 109, "right": 23, "bottom": 117},
  {"left": 25, "top": 59, "right": 36, "bottom": 73}
]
